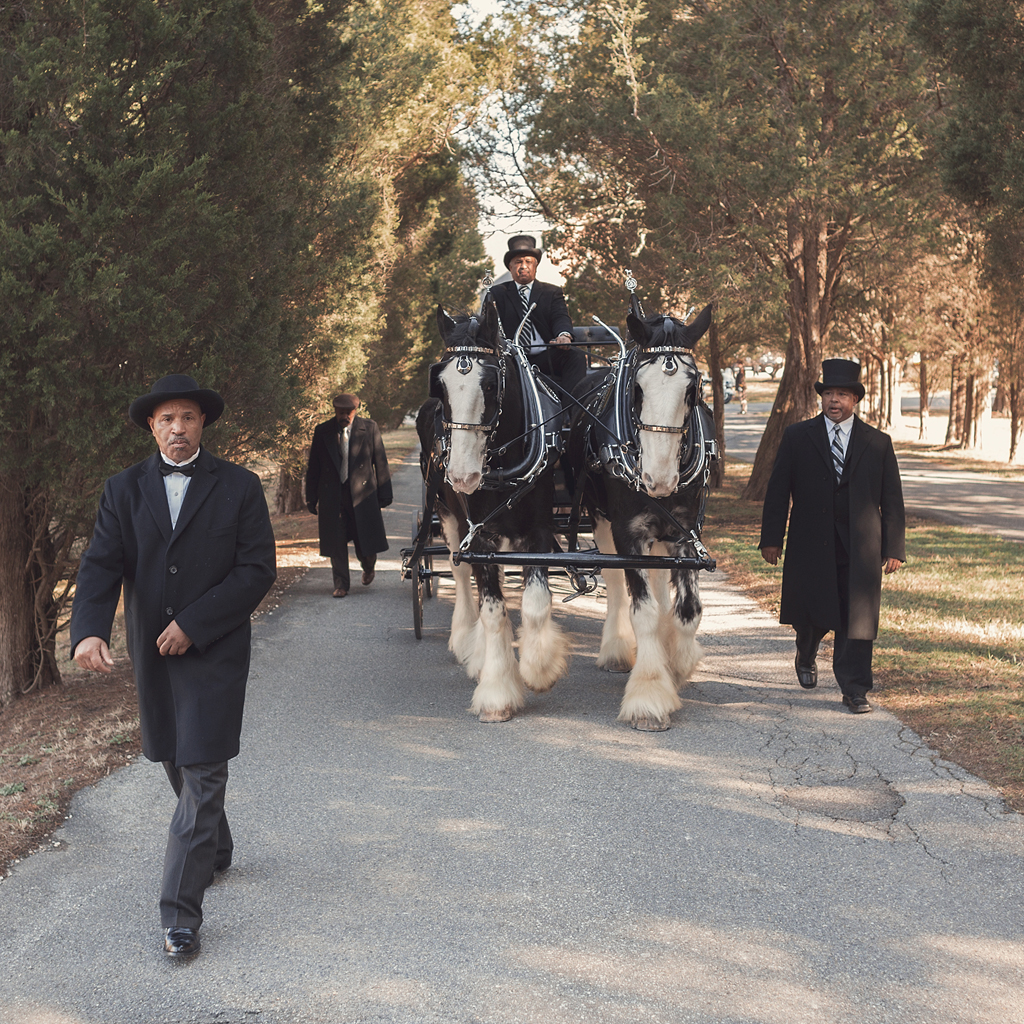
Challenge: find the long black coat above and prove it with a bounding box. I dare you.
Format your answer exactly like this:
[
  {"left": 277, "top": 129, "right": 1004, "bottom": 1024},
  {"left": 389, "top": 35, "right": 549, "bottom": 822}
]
[
  {"left": 305, "top": 416, "right": 393, "bottom": 557},
  {"left": 70, "top": 449, "right": 276, "bottom": 765},
  {"left": 490, "top": 279, "right": 573, "bottom": 345},
  {"left": 759, "top": 414, "right": 906, "bottom": 640}
]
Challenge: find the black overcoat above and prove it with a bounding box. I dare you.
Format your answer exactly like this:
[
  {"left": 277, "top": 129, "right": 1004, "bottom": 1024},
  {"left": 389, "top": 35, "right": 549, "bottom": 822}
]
[
  {"left": 69, "top": 449, "right": 276, "bottom": 765},
  {"left": 759, "top": 414, "right": 906, "bottom": 640},
  {"left": 305, "top": 416, "right": 393, "bottom": 558},
  {"left": 490, "top": 279, "right": 574, "bottom": 344}
]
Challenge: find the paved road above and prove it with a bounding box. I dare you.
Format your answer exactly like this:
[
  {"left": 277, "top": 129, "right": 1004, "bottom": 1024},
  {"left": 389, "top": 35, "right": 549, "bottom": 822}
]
[
  {"left": 1, "top": 459, "right": 1022, "bottom": 1024},
  {"left": 722, "top": 403, "right": 1024, "bottom": 541}
]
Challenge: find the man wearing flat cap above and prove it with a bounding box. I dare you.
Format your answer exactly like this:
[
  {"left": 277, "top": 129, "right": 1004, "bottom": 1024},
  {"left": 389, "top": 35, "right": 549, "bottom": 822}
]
[
  {"left": 759, "top": 359, "right": 906, "bottom": 713},
  {"left": 70, "top": 374, "right": 276, "bottom": 958},
  {"left": 489, "top": 234, "right": 587, "bottom": 395},
  {"left": 305, "top": 393, "right": 392, "bottom": 598}
]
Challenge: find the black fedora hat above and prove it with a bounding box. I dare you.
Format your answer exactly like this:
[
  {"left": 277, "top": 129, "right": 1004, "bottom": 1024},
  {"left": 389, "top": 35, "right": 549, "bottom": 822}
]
[
  {"left": 128, "top": 374, "right": 225, "bottom": 428},
  {"left": 502, "top": 234, "right": 543, "bottom": 268},
  {"left": 815, "top": 358, "right": 865, "bottom": 401}
]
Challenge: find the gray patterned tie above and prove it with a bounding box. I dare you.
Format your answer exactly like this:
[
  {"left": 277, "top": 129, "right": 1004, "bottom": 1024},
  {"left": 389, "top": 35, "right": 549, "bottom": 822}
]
[
  {"left": 831, "top": 424, "right": 845, "bottom": 482},
  {"left": 517, "top": 285, "right": 538, "bottom": 347},
  {"left": 339, "top": 425, "right": 350, "bottom": 484}
]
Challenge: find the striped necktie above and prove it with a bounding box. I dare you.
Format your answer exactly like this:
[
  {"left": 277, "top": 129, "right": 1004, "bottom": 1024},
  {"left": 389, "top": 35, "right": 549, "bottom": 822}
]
[
  {"left": 339, "top": 425, "right": 350, "bottom": 484},
  {"left": 517, "top": 285, "right": 538, "bottom": 347},
  {"left": 831, "top": 424, "right": 845, "bottom": 482}
]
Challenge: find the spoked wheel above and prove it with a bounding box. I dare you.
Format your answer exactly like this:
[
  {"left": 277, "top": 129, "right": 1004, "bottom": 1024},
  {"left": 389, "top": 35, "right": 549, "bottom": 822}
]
[
  {"left": 412, "top": 555, "right": 425, "bottom": 639},
  {"left": 423, "top": 549, "right": 434, "bottom": 598}
]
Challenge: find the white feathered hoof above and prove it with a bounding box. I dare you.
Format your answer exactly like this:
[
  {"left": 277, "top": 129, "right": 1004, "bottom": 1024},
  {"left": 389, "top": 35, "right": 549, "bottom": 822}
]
[
  {"left": 477, "top": 705, "right": 514, "bottom": 723},
  {"left": 632, "top": 714, "right": 671, "bottom": 732},
  {"left": 596, "top": 635, "right": 636, "bottom": 673}
]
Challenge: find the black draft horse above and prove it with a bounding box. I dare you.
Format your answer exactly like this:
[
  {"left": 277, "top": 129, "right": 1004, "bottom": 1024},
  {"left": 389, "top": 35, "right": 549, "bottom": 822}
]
[
  {"left": 568, "top": 301, "right": 714, "bottom": 730},
  {"left": 416, "top": 302, "right": 569, "bottom": 722}
]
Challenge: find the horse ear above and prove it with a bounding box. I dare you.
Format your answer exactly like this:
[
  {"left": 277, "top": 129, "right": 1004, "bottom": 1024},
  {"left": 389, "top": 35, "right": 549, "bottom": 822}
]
[
  {"left": 482, "top": 300, "right": 501, "bottom": 350},
  {"left": 626, "top": 311, "right": 648, "bottom": 346},
  {"left": 685, "top": 303, "right": 713, "bottom": 345},
  {"left": 437, "top": 305, "right": 456, "bottom": 344}
]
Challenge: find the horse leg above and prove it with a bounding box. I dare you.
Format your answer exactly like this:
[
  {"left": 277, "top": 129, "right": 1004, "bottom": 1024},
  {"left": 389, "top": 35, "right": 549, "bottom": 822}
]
[
  {"left": 439, "top": 511, "right": 481, "bottom": 671},
  {"left": 518, "top": 563, "right": 569, "bottom": 692},
  {"left": 617, "top": 531, "right": 681, "bottom": 731},
  {"left": 593, "top": 516, "right": 635, "bottom": 672},
  {"left": 664, "top": 564, "right": 703, "bottom": 689},
  {"left": 470, "top": 564, "right": 527, "bottom": 723}
]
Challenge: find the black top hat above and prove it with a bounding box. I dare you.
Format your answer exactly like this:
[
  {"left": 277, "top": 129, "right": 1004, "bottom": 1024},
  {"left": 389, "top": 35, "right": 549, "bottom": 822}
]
[
  {"left": 128, "top": 374, "right": 225, "bottom": 428},
  {"left": 815, "top": 359, "right": 865, "bottom": 400},
  {"left": 503, "top": 234, "right": 543, "bottom": 268}
]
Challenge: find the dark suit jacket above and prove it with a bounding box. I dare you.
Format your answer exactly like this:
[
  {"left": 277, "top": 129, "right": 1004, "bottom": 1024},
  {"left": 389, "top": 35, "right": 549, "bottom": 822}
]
[
  {"left": 490, "top": 279, "right": 573, "bottom": 347},
  {"left": 305, "top": 415, "right": 393, "bottom": 557},
  {"left": 759, "top": 414, "right": 905, "bottom": 639},
  {"left": 70, "top": 448, "right": 276, "bottom": 765}
]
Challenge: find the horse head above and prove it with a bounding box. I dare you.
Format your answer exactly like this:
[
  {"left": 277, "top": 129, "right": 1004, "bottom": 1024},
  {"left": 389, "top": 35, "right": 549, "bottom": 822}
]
[
  {"left": 432, "top": 302, "right": 504, "bottom": 494},
  {"left": 626, "top": 303, "right": 712, "bottom": 497}
]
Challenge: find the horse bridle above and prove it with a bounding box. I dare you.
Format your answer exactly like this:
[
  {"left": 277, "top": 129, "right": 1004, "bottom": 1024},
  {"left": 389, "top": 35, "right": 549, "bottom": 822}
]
[
  {"left": 437, "top": 344, "right": 506, "bottom": 435},
  {"left": 634, "top": 347, "right": 701, "bottom": 436}
]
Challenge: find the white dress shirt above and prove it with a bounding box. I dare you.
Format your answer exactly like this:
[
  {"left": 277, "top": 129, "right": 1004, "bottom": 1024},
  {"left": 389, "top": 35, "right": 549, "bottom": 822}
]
[{"left": 160, "top": 450, "right": 200, "bottom": 529}]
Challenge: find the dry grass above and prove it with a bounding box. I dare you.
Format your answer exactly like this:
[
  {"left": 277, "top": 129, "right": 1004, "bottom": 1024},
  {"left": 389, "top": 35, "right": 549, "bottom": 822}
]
[{"left": 706, "top": 459, "right": 1024, "bottom": 812}]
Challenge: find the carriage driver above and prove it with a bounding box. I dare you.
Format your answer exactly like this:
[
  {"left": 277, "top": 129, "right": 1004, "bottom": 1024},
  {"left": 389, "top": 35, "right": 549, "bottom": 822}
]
[{"left": 490, "top": 235, "right": 587, "bottom": 396}]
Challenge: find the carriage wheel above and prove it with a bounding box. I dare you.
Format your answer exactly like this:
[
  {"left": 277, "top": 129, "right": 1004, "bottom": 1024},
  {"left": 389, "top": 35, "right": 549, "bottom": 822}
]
[
  {"left": 423, "top": 550, "right": 434, "bottom": 599},
  {"left": 412, "top": 555, "right": 424, "bottom": 639}
]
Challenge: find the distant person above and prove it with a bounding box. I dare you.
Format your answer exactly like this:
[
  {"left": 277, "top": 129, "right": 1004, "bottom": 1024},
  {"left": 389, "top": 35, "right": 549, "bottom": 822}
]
[
  {"left": 734, "top": 362, "right": 748, "bottom": 414},
  {"left": 305, "top": 394, "right": 393, "bottom": 598},
  {"left": 759, "top": 359, "right": 906, "bottom": 713},
  {"left": 488, "top": 234, "right": 587, "bottom": 395},
  {"left": 70, "top": 374, "right": 276, "bottom": 959}
]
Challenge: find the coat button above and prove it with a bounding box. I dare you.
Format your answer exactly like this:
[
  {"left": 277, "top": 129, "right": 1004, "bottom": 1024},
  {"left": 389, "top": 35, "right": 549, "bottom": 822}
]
[
  {"left": 165, "top": 607, "right": 174, "bottom": 616},
  {"left": 169, "top": 566, "right": 178, "bottom": 574}
]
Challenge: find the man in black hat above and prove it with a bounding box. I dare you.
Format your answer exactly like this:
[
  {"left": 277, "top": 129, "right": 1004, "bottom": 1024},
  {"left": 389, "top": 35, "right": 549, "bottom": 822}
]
[
  {"left": 489, "top": 234, "right": 587, "bottom": 394},
  {"left": 305, "top": 393, "right": 392, "bottom": 598},
  {"left": 759, "top": 359, "right": 906, "bottom": 713},
  {"left": 70, "top": 374, "right": 276, "bottom": 958}
]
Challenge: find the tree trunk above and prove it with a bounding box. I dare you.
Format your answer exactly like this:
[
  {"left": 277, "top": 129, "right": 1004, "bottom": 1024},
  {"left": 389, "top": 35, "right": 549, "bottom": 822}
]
[
  {"left": 0, "top": 478, "right": 40, "bottom": 707},
  {"left": 1010, "top": 380, "right": 1021, "bottom": 462},
  {"left": 742, "top": 206, "right": 834, "bottom": 500},
  {"left": 961, "top": 373, "right": 976, "bottom": 449},
  {"left": 706, "top": 317, "right": 725, "bottom": 489},
  {"left": 918, "top": 358, "right": 929, "bottom": 440},
  {"left": 945, "top": 359, "right": 962, "bottom": 445},
  {"left": 274, "top": 463, "right": 306, "bottom": 514}
]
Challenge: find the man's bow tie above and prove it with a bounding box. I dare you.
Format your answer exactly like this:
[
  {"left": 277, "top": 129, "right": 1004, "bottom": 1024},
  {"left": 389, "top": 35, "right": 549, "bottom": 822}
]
[{"left": 160, "top": 461, "right": 196, "bottom": 477}]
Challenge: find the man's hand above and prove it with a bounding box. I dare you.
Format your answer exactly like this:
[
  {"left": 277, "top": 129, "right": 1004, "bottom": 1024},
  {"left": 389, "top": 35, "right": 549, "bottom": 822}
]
[
  {"left": 157, "top": 620, "right": 193, "bottom": 657},
  {"left": 75, "top": 636, "right": 115, "bottom": 674},
  {"left": 884, "top": 558, "right": 903, "bottom": 575},
  {"left": 760, "top": 546, "right": 782, "bottom": 566},
  {"left": 551, "top": 332, "right": 572, "bottom": 346}
]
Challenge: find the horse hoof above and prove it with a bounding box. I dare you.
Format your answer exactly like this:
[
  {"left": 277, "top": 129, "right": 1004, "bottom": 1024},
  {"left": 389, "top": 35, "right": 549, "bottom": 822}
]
[
  {"left": 478, "top": 706, "right": 514, "bottom": 723},
  {"left": 633, "top": 716, "right": 670, "bottom": 732}
]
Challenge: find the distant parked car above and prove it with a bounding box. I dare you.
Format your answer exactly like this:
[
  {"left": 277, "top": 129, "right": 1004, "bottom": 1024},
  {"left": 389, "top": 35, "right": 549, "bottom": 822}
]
[{"left": 754, "top": 352, "right": 784, "bottom": 378}]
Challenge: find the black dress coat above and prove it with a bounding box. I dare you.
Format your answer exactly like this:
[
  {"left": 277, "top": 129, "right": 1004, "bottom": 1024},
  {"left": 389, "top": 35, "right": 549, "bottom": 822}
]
[
  {"left": 69, "top": 449, "right": 276, "bottom": 765},
  {"left": 490, "top": 279, "right": 574, "bottom": 345},
  {"left": 305, "top": 415, "right": 393, "bottom": 558},
  {"left": 759, "top": 414, "right": 906, "bottom": 640}
]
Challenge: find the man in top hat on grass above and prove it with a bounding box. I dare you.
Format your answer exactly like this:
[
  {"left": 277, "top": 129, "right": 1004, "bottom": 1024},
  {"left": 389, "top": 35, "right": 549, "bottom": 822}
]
[
  {"left": 70, "top": 374, "right": 276, "bottom": 958},
  {"left": 759, "top": 359, "right": 906, "bottom": 713},
  {"left": 305, "top": 393, "right": 392, "bottom": 598},
  {"left": 489, "top": 234, "right": 587, "bottom": 395}
]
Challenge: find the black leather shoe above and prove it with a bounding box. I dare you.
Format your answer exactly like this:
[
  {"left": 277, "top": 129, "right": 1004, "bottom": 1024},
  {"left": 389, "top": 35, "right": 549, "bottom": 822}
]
[
  {"left": 795, "top": 655, "right": 817, "bottom": 689},
  {"left": 842, "top": 694, "right": 873, "bottom": 714},
  {"left": 164, "top": 927, "right": 201, "bottom": 959}
]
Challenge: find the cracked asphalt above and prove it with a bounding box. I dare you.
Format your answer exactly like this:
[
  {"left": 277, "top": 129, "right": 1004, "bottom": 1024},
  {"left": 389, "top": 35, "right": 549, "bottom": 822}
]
[{"left": 0, "top": 458, "right": 1021, "bottom": 1024}]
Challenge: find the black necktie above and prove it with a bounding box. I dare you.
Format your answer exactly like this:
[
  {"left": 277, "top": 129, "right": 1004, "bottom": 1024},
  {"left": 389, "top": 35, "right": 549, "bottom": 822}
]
[
  {"left": 160, "top": 461, "right": 196, "bottom": 477},
  {"left": 517, "top": 285, "right": 538, "bottom": 346}
]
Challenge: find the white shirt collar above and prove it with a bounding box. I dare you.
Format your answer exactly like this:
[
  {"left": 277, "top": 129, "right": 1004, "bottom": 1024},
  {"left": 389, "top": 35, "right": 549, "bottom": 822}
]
[
  {"left": 159, "top": 449, "right": 201, "bottom": 468},
  {"left": 829, "top": 414, "right": 854, "bottom": 439}
]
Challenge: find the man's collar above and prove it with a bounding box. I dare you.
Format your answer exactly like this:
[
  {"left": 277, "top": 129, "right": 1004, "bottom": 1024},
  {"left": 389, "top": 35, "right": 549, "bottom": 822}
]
[{"left": 159, "top": 448, "right": 201, "bottom": 467}]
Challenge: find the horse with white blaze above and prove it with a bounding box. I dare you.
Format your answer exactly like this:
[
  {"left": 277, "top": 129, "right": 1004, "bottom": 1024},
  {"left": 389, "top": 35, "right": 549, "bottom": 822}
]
[{"left": 416, "top": 302, "right": 570, "bottom": 722}]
